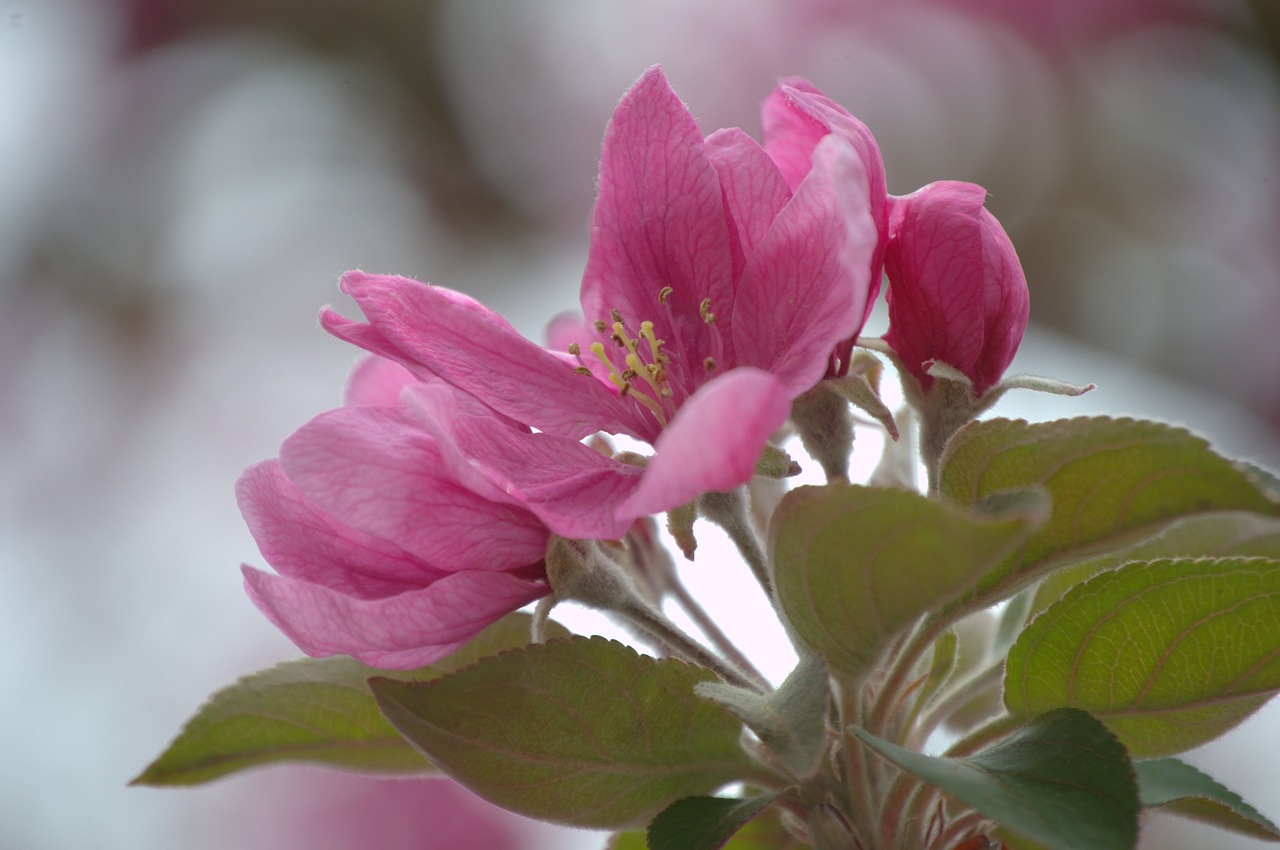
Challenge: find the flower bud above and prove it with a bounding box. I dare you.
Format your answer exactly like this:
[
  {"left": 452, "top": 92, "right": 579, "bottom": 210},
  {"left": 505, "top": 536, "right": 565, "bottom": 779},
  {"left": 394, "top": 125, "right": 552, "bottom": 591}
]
[{"left": 883, "top": 181, "right": 1030, "bottom": 399}]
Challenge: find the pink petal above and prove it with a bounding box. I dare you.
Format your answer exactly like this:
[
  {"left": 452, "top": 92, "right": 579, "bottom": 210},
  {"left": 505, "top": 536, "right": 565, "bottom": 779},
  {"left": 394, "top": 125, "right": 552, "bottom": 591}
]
[
  {"left": 884, "top": 182, "right": 989, "bottom": 387},
  {"left": 762, "top": 80, "right": 889, "bottom": 322},
  {"left": 343, "top": 355, "right": 419, "bottom": 406},
  {"left": 580, "top": 66, "right": 737, "bottom": 382},
  {"left": 237, "top": 460, "right": 442, "bottom": 599},
  {"left": 404, "top": 382, "right": 644, "bottom": 541},
  {"left": 732, "top": 136, "right": 876, "bottom": 396},
  {"left": 337, "top": 271, "right": 645, "bottom": 441},
  {"left": 243, "top": 566, "right": 547, "bottom": 670},
  {"left": 703, "top": 127, "right": 792, "bottom": 272},
  {"left": 618, "top": 368, "right": 791, "bottom": 519},
  {"left": 279, "top": 405, "right": 549, "bottom": 572},
  {"left": 974, "top": 207, "right": 1030, "bottom": 394}
]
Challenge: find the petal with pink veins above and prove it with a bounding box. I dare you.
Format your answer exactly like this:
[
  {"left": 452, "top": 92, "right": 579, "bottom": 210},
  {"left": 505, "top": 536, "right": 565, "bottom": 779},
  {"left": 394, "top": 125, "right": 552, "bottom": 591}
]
[
  {"left": 581, "top": 66, "right": 737, "bottom": 378},
  {"left": 338, "top": 271, "right": 644, "bottom": 441},
  {"left": 733, "top": 136, "right": 876, "bottom": 396},
  {"left": 343, "top": 355, "right": 419, "bottom": 407},
  {"left": 243, "top": 566, "right": 547, "bottom": 669},
  {"left": 404, "top": 382, "right": 644, "bottom": 541},
  {"left": 279, "top": 406, "right": 549, "bottom": 572},
  {"left": 237, "top": 460, "right": 443, "bottom": 598}
]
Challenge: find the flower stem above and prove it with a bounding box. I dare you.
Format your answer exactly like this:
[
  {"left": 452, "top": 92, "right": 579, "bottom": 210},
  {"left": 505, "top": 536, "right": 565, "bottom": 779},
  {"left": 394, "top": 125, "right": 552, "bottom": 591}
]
[
  {"left": 700, "top": 488, "right": 773, "bottom": 598},
  {"left": 616, "top": 596, "right": 765, "bottom": 692},
  {"left": 667, "top": 576, "right": 771, "bottom": 691}
]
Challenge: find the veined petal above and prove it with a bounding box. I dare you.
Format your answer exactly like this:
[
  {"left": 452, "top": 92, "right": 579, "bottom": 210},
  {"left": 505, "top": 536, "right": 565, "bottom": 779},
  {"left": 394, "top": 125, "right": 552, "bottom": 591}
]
[
  {"left": 279, "top": 405, "right": 549, "bottom": 572},
  {"left": 237, "top": 460, "right": 441, "bottom": 599},
  {"left": 974, "top": 206, "right": 1030, "bottom": 394},
  {"left": 337, "top": 271, "right": 645, "bottom": 441},
  {"left": 617, "top": 368, "right": 791, "bottom": 519},
  {"left": 884, "top": 182, "right": 989, "bottom": 386},
  {"left": 762, "top": 79, "right": 889, "bottom": 322},
  {"left": 242, "top": 566, "right": 547, "bottom": 670},
  {"left": 343, "top": 355, "right": 419, "bottom": 406},
  {"left": 733, "top": 136, "right": 876, "bottom": 396},
  {"left": 704, "top": 127, "right": 792, "bottom": 269},
  {"left": 580, "top": 66, "right": 737, "bottom": 380},
  {"left": 404, "top": 383, "right": 643, "bottom": 541}
]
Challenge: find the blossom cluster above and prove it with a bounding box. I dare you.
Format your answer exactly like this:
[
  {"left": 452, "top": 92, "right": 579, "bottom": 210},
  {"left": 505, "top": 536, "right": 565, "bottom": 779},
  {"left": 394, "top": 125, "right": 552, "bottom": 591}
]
[{"left": 239, "top": 66, "right": 1030, "bottom": 668}]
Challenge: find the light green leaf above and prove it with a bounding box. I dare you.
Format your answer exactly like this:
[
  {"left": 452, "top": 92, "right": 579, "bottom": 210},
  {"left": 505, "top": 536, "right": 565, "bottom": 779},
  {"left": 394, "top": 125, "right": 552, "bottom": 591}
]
[
  {"left": 1030, "top": 512, "right": 1280, "bottom": 617},
  {"left": 696, "top": 654, "right": 829, "bottom": 781},
  {"left": 369, "top": 636, "right": 754, "bottom": 829},
  {"left": 647, "top": 794, "right": 779, "bottom": 850},
  {"left": 854, "top": 708, "right": 1139, "bottom": 850},
  {"left": 770, "top": 484, "right": 1044, "bottom": 678},
  {"left": 938, "top": 417, "right": 1278, "bottom": 610},
  {"left": 132, "top": 612, "right": 565, "bottom": 786},
  {"left": 1005, "top": 557, "right": 1280, "bottom": 757},
  {"left": 1136, "top": 757, "right": 1280, "bottom": 841}
]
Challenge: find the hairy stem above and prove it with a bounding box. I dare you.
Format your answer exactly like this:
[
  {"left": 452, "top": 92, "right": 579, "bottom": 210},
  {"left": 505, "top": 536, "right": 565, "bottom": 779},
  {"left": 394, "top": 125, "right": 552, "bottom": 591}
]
[{"left": 667, "top": 576, "right": 771, "bottom": 691}]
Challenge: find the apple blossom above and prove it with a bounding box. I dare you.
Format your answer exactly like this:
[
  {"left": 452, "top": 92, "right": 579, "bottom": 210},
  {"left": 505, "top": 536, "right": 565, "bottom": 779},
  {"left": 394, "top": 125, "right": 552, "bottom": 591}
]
[
  {"left": 238, "top": 357, "right": 550, "bottom": 669},
  {"left": 883, "top": 180, "right": 1030, "bottom": 398},
  {"left": 319, "top": 66, "right": 877, "bottom": 529}
]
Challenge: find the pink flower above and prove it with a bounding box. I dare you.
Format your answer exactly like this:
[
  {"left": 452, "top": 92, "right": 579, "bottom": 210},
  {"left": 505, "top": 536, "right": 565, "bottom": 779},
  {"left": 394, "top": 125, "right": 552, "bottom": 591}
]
[
  {"left": 882, "top": 180, "right": 1030, "bottom": 397},
  {"left": 761, "top": 76, "right": 890, "bottom": 374},
  {"left": 238, "top": 357, "right": 551, "bottom": 669},
  {"left": 320, "top": 66, "right": 877, "bottom": 530}
]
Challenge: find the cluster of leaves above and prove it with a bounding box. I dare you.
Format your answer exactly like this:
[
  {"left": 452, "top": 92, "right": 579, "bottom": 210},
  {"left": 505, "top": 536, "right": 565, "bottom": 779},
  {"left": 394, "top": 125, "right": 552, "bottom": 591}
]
[{"left": 136, "top": 416, "right": 1280, "bottom": 850}]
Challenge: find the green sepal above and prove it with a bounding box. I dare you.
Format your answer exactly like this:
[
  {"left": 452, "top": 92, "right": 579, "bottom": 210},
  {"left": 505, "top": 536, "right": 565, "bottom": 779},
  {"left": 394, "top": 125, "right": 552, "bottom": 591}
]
[
  {"left": 696, "top": 653, "right": 829, "bottom": 780},
  {"left": 853, "top": 708, "right": 1140, "bottom": 850},
  {"left": 131, "top": 612, "right": 566, "bottom": 786},
  {"left": 1005, "top": 557, "right": 1280, "bottom": 757},
  {"left": 369, "top": 636, "right": 755, "bottom": 829},
  {"left": 1136, "top": 756, "right": 1280, "bottom": 841}
]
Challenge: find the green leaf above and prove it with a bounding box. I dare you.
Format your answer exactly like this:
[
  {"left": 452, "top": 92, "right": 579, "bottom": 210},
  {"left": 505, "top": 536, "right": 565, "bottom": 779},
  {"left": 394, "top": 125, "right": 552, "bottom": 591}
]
[
  {"left": 695, "top": 654, "right": 829, "bottom": 780},
  {"left": 132, "top": 612, "right": 565, "bottom": 786},
  {"left": 938, "top": 417, "right": 1279, "bottom": 610},
  {"left": 1005, "top": 557, "right": 1280, "bottom": 757},
  {"left": 853, "top": 708, "right": 1139, "bottom": 850},
  {"left": 608, "top": 808, "right": 807, "bottom": 850},
  {"left": 1030, "top": 511, "right": 1280, "bottom": 617},
  {"left": 647, "top": 794, "right": 779, "bottom": 850},
  {"left": 1135, "top": 757, "right": 1280, "bottom": 841},
  {"left": 769, "top": 484, "right": 1044, "bottom": 678},
  {"left": 369, "top": 636, "right": 754, "bottom": 829}
]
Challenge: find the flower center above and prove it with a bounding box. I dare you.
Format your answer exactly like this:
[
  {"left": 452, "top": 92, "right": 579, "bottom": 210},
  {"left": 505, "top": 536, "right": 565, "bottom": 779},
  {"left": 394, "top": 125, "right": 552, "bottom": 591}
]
[{"left": 566, "top": 289, "right": 724, "bottom": 430}]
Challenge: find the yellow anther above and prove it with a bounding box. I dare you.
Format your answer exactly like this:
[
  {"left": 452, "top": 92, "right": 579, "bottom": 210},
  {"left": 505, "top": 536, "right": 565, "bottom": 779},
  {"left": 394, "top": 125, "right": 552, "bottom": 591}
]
[
  {"left": 573, "top": 366, "right": 593, "bottom": 376},
  {"left": 658, "top": 286, "right": 673, "bottom": 304},
  {"left": 593, "top": 319, "right": 608, "bottom": 332},
  {"left": 567, "top": 342, "right": 580, "bottom": 356},
  {"left": 611, "top": 308, "right": 625, "bottom": 324},
  {"left": 699, "top": 298, "right": 716, "bottom": 324},
  {"left": 704, "top": 356, "right": 717, "bottom": 373}
]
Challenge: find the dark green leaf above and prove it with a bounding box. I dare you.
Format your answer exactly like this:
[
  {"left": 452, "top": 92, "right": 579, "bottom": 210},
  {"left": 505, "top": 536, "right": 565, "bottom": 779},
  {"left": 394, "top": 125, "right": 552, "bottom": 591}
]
[
  {"left": 1136, "top": 757, "right": 1280, "bottom": 841},
  {"left": 770, "top": 484, "right": 1044, "bottom": 677},
  {"left": 369, "top": 636, "right": 754, "bottom": 829},
  {"left": 854, "top": 708, "right": 1139, "bottom": 850},
  {"left": 1005, "top": 557, "right": 1280, "bottom": 756},
  {"left": 648, "top": 794, "right": 779, "bottom": 850},
  {"left": 938, "top": 417, "right": 1279, "bottom": 611},
  {"left": 132, "top": 612, "right": 565, "bottom": 786}
]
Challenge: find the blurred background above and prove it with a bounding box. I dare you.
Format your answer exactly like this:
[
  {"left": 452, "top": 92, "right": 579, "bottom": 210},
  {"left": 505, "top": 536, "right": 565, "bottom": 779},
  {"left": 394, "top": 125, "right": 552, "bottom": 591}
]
[{"left": 2, "top": 0, "right": 1279, "bottom": 848}]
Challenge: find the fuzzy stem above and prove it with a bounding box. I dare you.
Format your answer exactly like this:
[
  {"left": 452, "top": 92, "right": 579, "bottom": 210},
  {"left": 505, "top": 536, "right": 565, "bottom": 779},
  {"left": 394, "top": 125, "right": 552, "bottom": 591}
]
[
  {"left": 616, "top": 597, "right": 764, "bottom": 692},
  {"left": 700, "top": 488, "right": 773, "bottom": 598},
  {"left": 667, "top": 576, "right": 771, "bottom": 691}
]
